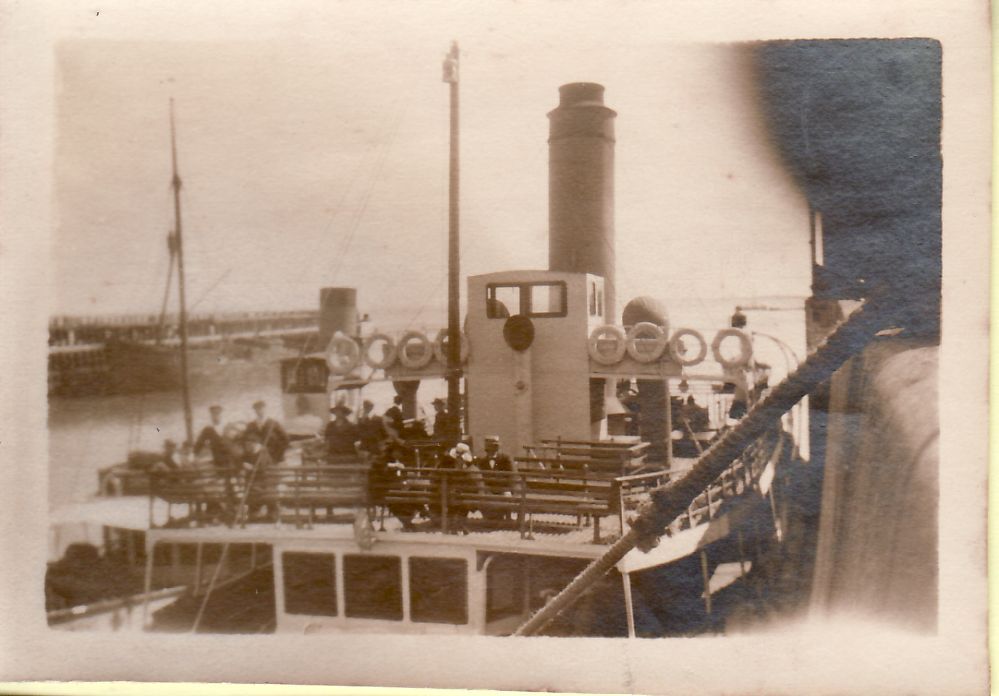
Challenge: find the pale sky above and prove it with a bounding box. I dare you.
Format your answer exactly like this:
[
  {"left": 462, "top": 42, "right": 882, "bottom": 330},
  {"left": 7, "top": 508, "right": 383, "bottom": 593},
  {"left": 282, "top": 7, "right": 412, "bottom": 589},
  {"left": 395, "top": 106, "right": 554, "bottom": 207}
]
[{"left": 52, "top": 4, "right": 812, "bottom": 324}]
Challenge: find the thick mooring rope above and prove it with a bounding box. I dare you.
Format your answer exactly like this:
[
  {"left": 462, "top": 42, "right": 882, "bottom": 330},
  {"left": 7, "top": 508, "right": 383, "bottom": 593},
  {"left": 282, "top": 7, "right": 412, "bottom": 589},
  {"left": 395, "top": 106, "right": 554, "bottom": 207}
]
[{"left": 514, "top": 294, "right": 896, "bottom": 636}]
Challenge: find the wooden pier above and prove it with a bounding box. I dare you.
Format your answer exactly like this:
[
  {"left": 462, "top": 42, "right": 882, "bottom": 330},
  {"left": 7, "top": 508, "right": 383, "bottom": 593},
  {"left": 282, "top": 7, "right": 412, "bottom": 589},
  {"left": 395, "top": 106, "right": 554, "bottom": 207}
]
[{"left": 48, "top": 310, "right": 320, "bottom": 397}]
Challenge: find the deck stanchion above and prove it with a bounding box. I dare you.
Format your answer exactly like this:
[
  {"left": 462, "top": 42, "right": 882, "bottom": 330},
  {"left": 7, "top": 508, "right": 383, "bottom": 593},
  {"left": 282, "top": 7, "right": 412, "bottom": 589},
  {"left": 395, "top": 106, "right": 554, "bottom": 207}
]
[
  {"left": 514, "top": 295, "right": 895, "bottom": 636},
  {"left": 700, "top": 550, "right": 712, "bottom": 615},
  {"left": 617, "top": 480, "right": 626, "bottom": 536},
  {"left": 518, "top": 474, "right": 528, "bottom": 538},
  {"left": 736, "top": 529, "right": 747, "bottom": 579},
  {"left": 194, "top": 543, "right": 203, "bottom": 595},
  {"left": 622, "top": 571, "right": 636, "bottom": 638},
  {"left": 141, "top": 541, "right": 156, "bottom": 629},
  {"left": 441, "top": 473, "right": 449, "bottom": 534},
  {"left": 665, "top": 377, "right": 673, "bottom": 468}
]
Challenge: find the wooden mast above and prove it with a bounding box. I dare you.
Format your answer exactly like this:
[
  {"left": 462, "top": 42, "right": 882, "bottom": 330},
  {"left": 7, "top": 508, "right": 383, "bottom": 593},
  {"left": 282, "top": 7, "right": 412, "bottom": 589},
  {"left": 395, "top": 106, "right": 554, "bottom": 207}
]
[
  {"left": 169, "top": 98, "right": 194, "bottom": 445},
  {"left": 443, "top": 42, "right": 462, "bottom": 443}
]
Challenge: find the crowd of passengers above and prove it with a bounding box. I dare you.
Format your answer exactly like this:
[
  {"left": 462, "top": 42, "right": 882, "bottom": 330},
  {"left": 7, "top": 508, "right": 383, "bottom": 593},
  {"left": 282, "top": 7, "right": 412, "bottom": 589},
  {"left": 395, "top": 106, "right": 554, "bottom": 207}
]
[{"left": 132, "top": 395, "right": 516, "bottom": 530}]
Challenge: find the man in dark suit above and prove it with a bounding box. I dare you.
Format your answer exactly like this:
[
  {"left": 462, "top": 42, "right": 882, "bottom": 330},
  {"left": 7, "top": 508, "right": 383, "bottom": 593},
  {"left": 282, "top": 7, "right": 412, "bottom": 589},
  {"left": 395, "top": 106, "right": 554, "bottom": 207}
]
[
  {"left": 355, "top": 399, "right": 384, "bottom": 454},
  {"left": 194, "top": 405, "right": 227, "bottom": 468},
  {"left": 244, "top": 400, "right": 289, "bottom": 464},
  {"left": 477, "top": 436, "right": 513, "bottom": 490},
  {"left": 384, "top": 396, "right": 405, "bottom": 439},
  {"left": 325, "top": 403, "right": 359, "bottom": 456},
  {"left": 431, "top": 398, "right": 449, "bottom": 439},
  {"left": 476, "top": 435, "right": 515, "bottom": 522}
]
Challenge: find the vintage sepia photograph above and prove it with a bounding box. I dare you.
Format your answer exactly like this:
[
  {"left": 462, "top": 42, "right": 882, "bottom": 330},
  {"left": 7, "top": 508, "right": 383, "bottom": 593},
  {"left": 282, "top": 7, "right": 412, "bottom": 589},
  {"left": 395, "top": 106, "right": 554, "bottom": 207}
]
[{"left": 0, "top": 1, "right": 990, "bottom": 693}]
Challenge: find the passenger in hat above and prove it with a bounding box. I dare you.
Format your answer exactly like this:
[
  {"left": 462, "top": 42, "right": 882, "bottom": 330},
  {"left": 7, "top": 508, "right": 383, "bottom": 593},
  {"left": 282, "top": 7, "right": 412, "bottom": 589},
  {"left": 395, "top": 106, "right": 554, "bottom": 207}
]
[
  {"left": 144, "top": 438, "right": 183, "bottom": 477},
  {"left": 325, "top": 402, "right": 359, "bottom": 457},
  {"left": 161, "top": 439, "right": 181, "bottom": 470},
  {"left": 244, "top": 400, "right": 289, "bottom": 464},
  {"left": 478, "top": 436, "right": 513, "bottom": 478},
  {"left": 384, "top": 395, "right": 405, "bottom": 438},
  {"left": 359, "top": 399, "right": 375, "bottom": 421},
  {"left": 194, "top": 405, "right": 228, "bottom": 469},
  {"left": 431, "top": 398, "right": 449, "bottom": 439},
  {"left": 442, "top": 441, "right": 473, "bottom": 467},
  {"left": 438, "top": 441, "right": 482, "bottom": 532},
  {"left": 356, "top": 399, "right": 384, "bottom": 455},
  {"left": 476, "top": 435, "right": 515, "bottom": 520},
  {"left": 369, "top": 442, "right": 419, "bottom": 531}
]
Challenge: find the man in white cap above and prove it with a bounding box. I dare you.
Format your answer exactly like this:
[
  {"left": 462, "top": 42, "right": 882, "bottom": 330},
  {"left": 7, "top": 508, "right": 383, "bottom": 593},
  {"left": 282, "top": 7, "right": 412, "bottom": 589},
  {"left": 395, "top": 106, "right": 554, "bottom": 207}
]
[
  {"left": 244, "top": 400, "right": 289, "bottom": 464},
  {"left": 194, "top": 405, "right": 227, "bottom": 468}
]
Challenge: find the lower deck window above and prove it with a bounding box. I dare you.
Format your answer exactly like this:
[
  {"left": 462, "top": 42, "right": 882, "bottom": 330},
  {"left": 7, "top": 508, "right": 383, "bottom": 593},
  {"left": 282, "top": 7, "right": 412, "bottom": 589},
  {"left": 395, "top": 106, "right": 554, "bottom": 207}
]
[
  {"left": 409, "top": 557, "right": 467, "bottom": 625},
  {"left": 344, "top": 554, "right": 402, "bottom": 621},
  {"left": 485, "top": 554, "right": 527, "bottom": 622},
  {"left": 283, "top": 552, "right": 337, "bottom": 616}
]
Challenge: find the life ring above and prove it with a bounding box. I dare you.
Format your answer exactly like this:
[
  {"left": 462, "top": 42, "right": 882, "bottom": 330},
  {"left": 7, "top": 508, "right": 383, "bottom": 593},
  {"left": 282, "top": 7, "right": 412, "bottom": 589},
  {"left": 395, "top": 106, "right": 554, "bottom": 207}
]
[
  {"left": 326, "top": 333, "right": 361, "bottom": 374},
  {"left": 587, "top": 325, "right": 627, "bottom": 365},
  {"left": 668, "top": 328, "right": 708, "bottom": 367},
  {"left": 432, "top": 329, "right": 469, "bottom": 364},
  {"left": 362, "top": 332, "right": 397, "bottom": 369},
  {"left": 711, "top": 328, "right": 753, "bottom": 369},
  {"left": 625, "top": 322, "right": 667, "bottom": 363},
  {"left": 397, "top": 330, "right": 434, "bottom": 369}
]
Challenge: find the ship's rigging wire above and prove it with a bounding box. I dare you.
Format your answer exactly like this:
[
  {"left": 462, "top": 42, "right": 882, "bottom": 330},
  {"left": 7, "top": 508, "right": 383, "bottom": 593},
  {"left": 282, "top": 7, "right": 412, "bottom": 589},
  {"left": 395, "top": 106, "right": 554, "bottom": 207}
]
[
  {"left": 187, "top": 268, "right": 232, "bottom": 313},
  {"left": 371, "top": 86, "right": 451, "bottom": 340},
  {"left": 327, "top": 98, "right": 410, "bottom": 285}
]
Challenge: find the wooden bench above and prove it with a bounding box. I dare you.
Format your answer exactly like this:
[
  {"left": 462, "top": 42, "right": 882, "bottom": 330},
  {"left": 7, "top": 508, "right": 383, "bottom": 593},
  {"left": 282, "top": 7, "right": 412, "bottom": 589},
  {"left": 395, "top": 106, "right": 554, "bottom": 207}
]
[
  {"left": 514, "top": 455, "right": 636, "bottom": 478},
  {"left": 150, "top": 468, "right": 238, "bottom": 525},
  {"left": 150, "top": 462, "right": 371, "bottom": 527},
  {"left": 248, "top": 465, "right": 370, "bottom": 526},
  {"left": 382, "top": 468, "right": 620, "bottom": 541},
  {"left": 525, "top": 439, "right": 649, "bottom": 477}
]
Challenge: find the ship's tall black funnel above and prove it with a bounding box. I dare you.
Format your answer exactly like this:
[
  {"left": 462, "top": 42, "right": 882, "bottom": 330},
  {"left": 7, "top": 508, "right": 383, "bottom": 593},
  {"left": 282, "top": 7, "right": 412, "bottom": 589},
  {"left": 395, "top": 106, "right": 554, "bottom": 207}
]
[
  {"left": 318, "top": 287, "right": 357, "bottom": 349},
  {"left": 548, "top": 83, "right": 617, "bottom": 318}
]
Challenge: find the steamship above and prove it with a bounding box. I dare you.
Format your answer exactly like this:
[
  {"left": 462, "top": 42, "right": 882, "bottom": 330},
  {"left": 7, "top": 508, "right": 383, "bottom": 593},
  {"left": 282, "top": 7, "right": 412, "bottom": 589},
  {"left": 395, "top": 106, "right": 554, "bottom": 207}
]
[{"left": 47, "top": 72, "right": 799, "bottom": 636}]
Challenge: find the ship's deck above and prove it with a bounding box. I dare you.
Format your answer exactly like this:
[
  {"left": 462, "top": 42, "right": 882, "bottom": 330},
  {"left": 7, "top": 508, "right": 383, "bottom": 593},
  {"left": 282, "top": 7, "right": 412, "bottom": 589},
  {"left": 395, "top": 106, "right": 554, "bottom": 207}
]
[{"left": 143, "top": 511, "right": 616, "bottom": 558}]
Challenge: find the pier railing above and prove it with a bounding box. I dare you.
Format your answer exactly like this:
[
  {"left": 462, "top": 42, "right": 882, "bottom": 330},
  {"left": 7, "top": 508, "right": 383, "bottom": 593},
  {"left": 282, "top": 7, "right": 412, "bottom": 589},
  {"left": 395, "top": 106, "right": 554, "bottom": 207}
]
[{"left": 49, "top": 309, "right": 319, "bottom": 347}]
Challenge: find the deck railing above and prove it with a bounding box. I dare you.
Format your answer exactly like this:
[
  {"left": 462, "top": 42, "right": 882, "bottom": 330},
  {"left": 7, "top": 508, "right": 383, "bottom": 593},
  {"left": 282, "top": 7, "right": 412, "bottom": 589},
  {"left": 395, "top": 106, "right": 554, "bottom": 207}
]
[{"left": 145, "top": 428, "right": 783, "bottom": 544}]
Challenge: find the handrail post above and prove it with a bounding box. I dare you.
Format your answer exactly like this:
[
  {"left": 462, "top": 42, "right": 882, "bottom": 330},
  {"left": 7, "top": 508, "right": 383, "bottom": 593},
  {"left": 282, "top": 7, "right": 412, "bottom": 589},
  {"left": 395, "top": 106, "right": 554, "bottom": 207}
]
[
  {"left": 148, "top": 473, "right": 156, "bottom": 529},
  {"left": 617, "top": 478, "right": 626, "bottom": 536},
  {"left": 441, "top": 472, "right": 449, "bottom": 534},
  {"left": 518, "top": 473, "right": 528, "bottom": 539},
  {"left": 705, "top": 477, "right": 713, "bottom": 520}
]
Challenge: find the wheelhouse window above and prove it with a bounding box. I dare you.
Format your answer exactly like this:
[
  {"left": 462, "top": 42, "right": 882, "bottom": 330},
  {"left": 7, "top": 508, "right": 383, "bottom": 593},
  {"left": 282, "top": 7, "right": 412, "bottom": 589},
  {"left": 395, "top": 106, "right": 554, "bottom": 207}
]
[
  {"left": 343, "top": 554, "right": 402, "bottom": 621},
  {"left": 281, "top": 358, "right": 329, "bottom": 394},
  {"left": 486, "top": 285, "right": 519, "bottom": 318},
  {"left": 409, "top": 557, "right": 468, "bottom": 625},
  {"left": 486, "top": 282, "right": 567, "bottom": 319},
  {"left": 283, "top": 552, "right": 337, "bottom": 616}
]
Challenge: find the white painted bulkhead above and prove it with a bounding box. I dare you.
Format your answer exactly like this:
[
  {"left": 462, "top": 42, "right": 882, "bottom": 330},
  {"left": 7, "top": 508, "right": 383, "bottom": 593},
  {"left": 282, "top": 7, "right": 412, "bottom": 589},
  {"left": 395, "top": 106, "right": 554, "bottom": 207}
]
[{"left": 465, "top": 270, "right": 606, "bottom": 455}]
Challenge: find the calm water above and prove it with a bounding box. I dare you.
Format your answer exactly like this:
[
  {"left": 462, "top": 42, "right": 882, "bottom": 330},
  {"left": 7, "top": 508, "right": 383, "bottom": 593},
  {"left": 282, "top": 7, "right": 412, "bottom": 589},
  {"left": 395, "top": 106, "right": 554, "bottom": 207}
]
[{"left": 47, "top": 359, "right": 447, "bottom": 510}]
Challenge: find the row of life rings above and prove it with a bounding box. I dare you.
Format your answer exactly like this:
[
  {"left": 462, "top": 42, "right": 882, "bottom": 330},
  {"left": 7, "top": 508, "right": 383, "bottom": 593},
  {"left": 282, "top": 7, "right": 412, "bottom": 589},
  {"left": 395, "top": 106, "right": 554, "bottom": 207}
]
[
  {"left": 587, "top": 323, "right": 753, "bottom": 369},
  {"left": 326, "top": 329, "right": 469, "bottom": 374}
]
